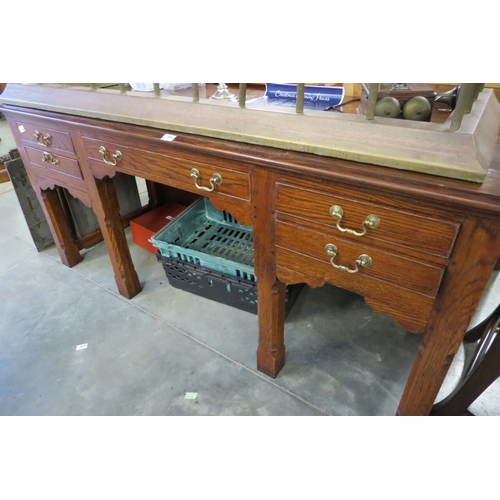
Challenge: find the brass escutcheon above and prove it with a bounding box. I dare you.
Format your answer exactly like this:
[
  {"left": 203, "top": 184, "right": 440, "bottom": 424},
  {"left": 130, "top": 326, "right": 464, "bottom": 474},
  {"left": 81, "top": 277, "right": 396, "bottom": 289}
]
[
  {"left": 99, "top": 146, "right": 122, "bottom": 166},
  {"left": 329, "top": 205, "right": 380, "bottom": 237},
  {"left": 190, "top": 168, "right": 223, "bottom": 192},
  {"left": 325, "top": 243, "right": 372, "bottom": 274}
]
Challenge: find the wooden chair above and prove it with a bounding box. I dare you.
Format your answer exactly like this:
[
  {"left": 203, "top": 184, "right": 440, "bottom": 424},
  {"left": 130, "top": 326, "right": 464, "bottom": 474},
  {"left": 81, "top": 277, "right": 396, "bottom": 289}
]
[{"left": 432, "top": 273, "right": 500, "bottom": 415}]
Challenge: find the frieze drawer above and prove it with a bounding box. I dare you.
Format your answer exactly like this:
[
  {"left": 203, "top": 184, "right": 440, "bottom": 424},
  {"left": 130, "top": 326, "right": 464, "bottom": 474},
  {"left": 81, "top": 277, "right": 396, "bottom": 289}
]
[
  {"left": 15, "top": 121, "right": 76, "bottom": 155},
  {"left": 24, "top": 146, "right": 83, "bottom": 180},
  {"left": 82, "top": 136, "right": 251, "bottom": 201},
  {"left": 276, "top": 183, "right": 460, "bottom": 259},
  {"left": 275, "top": 243, "right": 435, "bottom": 334},
  {"left": 275, "top": 222, "right": 444, "bottom": 333}
]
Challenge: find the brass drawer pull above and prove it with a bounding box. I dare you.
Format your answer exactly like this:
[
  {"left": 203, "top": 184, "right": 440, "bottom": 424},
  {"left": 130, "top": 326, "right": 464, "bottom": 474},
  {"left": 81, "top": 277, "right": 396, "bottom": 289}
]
[
  {"left": 330, "top": 205, "right": 380, "bottom": 237},
  {"left": 34, "top": 130, "right": 52, "bottom": 147},
  {"left": 190, "top": 168, "right": 223, "bottom": 192},
  {"left": 41, "top": 152, "right": 59, "bottom": 166},
  {"left": 325, "top": 243, "right": 372, "bottom": 274},
  {"left": 99, "top": 146, "right": 122, "bottom": 166}
]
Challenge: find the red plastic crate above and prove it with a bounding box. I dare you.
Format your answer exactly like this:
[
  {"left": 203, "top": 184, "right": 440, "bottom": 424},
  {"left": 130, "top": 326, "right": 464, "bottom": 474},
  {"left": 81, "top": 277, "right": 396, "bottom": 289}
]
[{"left": 130, "top": 202, "right": 186, "bottom": 254}]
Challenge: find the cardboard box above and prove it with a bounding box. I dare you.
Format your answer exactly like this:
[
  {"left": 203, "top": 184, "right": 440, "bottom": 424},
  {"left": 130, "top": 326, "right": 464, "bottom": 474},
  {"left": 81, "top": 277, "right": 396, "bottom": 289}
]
[{"left": 130, "top": 202, "right": 186, "bottom": 254}]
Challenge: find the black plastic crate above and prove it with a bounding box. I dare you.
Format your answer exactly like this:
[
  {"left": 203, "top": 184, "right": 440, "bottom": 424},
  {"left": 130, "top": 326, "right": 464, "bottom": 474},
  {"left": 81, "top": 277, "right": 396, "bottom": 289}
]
[{"left": 157, "top": 252, "right": 303, "bottom": 316}]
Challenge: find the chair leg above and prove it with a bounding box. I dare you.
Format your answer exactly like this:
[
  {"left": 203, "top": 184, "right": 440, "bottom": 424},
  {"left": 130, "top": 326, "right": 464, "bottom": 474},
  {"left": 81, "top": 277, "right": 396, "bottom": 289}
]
[{"left": 431, "top": 305, "right": 500, "bottom": 415}]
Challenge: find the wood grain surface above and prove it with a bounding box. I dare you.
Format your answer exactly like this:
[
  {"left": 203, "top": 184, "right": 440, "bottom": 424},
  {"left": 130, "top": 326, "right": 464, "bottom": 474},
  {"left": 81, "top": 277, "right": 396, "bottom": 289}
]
[{"left": 3, "top": 103, "right": 500, "bottom": 414}]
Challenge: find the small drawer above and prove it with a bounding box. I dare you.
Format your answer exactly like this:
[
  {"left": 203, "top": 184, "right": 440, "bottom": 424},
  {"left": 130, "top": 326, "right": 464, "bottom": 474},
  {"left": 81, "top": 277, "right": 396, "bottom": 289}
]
[
  {"left": 276, "top": 245, "right": 435, "bottom": 334},
  {"left": 15, "top": 121, "right": 75, "bottom": 155},
  {"left": 276, "top": 183, "right": 460, "bottom": 259},
  {"left": 276, "top": 221, "right": 444, "bottom": 297},
  {"left": 83, "top": 136, "right": 251, "bottom": 201},
  {"left": 24, "top": 146, "right": 83, "bottom": 180}
]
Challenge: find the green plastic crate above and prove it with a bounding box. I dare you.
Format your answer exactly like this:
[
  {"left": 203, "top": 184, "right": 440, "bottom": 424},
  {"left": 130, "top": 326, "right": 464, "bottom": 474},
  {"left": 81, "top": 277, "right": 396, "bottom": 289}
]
[{"left": 151, "top": 198, "right": 256, "bottom": 281}]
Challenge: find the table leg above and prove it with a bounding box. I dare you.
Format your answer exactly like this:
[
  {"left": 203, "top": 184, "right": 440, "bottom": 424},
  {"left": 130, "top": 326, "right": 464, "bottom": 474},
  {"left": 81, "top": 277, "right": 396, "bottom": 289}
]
[
  {"left": 253, "top": 169, "right": 286, "bottom": 378},
  {"left": 397, "top": 217, "right": 500, "bottom": 416},
  {"left": 88, "top": 175, "right": 142, "bottom": 299},
  {"left": 39, "top": 187, "right": 82, "bottom": 267},
  {"left": 257, "top": 279, "right": 287, "bottom": 378}
]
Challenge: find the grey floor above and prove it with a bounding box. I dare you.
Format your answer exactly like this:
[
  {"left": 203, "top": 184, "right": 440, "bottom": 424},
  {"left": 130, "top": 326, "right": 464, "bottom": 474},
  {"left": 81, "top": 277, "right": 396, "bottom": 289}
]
[{"left": 1, "top": 117, "right": 500, "bottom": 416}]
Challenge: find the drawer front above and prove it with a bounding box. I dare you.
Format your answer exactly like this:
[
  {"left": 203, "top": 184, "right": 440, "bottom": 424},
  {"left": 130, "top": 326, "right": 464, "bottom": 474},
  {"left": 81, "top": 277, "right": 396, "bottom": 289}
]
[
  {"left": 276, "top": 245, "right": 434, "bottom": 333},
  {"left": 276, "top": 221, "right": 444, "bottom": 297},
  {"left": 276, "top": 183, "right": 460, "bottom": 259},
  {"left": 15, "top": 121, "right": 75, "bottom": 155},
  {"left": 83, "top": 137, "right": 251, "bottom": 201},
  {"left": 24, "top": 146, "right": 83, "bottom": 180}
]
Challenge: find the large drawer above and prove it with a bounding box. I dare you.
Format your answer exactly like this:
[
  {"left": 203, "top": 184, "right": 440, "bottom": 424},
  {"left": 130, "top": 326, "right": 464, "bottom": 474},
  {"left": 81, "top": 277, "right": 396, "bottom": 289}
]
[
  {"left": 24, "top": 146, "right": 83, "bottom": 180},
  {"left": 276, "top": 183, "right": 460, "bottom": 259},
  {"left": 82, "top": 136, "right": 251, "bottom": 201},
  {"left": 15, "top": 120, "right": 76, "bottom": 155}
]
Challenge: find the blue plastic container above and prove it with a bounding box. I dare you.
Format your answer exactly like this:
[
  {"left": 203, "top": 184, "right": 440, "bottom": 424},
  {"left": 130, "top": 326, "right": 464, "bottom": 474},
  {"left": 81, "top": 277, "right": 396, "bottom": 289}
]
[{"left": 151, "top": 198, "right": 256, "bottom": 282}]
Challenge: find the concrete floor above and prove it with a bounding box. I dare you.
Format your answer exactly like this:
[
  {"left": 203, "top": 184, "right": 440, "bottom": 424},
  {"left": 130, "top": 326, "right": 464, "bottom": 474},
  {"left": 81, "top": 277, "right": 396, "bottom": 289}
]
[{"left": 1, "top": 117, "right": 500, "bottom": 416}]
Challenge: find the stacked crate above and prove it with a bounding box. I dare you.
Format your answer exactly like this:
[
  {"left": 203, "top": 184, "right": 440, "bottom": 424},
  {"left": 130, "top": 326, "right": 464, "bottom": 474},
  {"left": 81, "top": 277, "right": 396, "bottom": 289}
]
[{"left": 152, "top": 198, "right": 302, "bottom": 315}]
